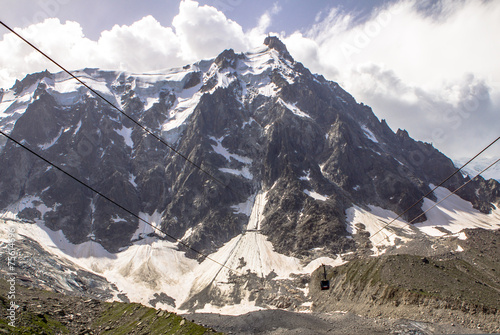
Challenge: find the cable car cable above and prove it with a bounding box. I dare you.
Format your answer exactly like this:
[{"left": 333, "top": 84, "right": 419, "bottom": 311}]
[
  {"left": 0, "top": 19, "right": 255, "bottom": 279},
  {"left": 376, "top": 157, "right": 500, "bottom": 245},
  {"left": 408, "top": 157, "right": 500, "bottom": 225},
  {"left": 0, "top": 20, "right": 235, "bottom": 195},
  {"left": 2, "top": 19, "right": 498, "bottom": 283},
  {"left": 0, "top": 129, "right": 243, "bottom": 276},
  {"left": 371, "top": 136, "right": 500, "bottom": 240}
]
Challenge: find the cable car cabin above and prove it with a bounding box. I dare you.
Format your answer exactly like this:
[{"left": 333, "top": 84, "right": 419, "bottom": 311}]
[
  {"left": 320, "top": 264, "right": 330, "bottom": 290},
  {"left": 320, "top": 280, "right": 330, "bottom": 290}
]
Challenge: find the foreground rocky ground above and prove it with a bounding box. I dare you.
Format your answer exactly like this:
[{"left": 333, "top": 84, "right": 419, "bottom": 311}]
[
  {"left": 185, "top": 309, "right": 492, "bottom": 335},
  {"left": 1, "top": 273, "right": 495, "bottom": 335},
  {"left": 0, "top": 276, "right": 488, "bottom": 335},
  {"left": 308, "top": 228, "right": 500, "bottom": 334},
  {"left": 1, "top": 228, "right": 498, "bottom": 334},
  {"left": 0, "top": 279, "right": 222, "bottom": 334}
]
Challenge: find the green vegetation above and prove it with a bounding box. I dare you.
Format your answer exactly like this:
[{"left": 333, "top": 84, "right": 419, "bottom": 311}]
[
  {"left": 0, "top": 279, "right": 223, "bottom": 335},
  {"left": 0, "top": 312, "right": 69, "bottom": 334},
  {"left": 95, "top": 301, "right": 218, "bottom": 335}
]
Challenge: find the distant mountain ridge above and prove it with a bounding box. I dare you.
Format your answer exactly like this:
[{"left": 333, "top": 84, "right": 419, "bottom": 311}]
[{"left": 454, "top": 156, "right": 500, "bottom": 182}]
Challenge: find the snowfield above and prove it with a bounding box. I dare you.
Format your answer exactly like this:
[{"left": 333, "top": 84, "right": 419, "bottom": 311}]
[
  {"left": 0, "top": 190, "right": 342, "bottom": 313},
  {"left": 345, "top": 186, "right": 500, "bottom": 254},
  {"left": 2, "top": 184, "right": 498, "bottom": 314},
  {"left": 413, "top": 186, "right": 500, "bottom": 236}
]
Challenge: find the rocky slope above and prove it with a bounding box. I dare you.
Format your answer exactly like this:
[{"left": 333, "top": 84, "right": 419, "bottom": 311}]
[
  {"left": 0, "top": 278, "right": 223, "bottom": 334},
  {"left": 310, "top": 229, "right": 500, "bottom": 333}
]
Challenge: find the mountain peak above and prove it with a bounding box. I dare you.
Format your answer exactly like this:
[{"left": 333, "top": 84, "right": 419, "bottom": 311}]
[
  {"left": 11, "top": 69, "right": 52, "bottom": 95},
  {"left": 264, "top": 35, "right": 293, "bottom": 62},
  {"left": 214, "top": 48, "right": 245, "bottom": 69},
  {"left": 396, "top": 128, "right": 410, "bottom": 139}
]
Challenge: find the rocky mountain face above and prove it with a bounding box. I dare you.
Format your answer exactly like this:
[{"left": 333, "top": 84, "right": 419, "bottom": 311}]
[
  {"left": 1, "top": 38, "right": 500, "bottom": 325},
  {"left": 1, "top": 36, "right": 497, "bottom": 257}
]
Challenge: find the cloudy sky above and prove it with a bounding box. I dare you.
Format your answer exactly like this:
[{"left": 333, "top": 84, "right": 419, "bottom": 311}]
[{"left": 1, "top": 0, "right": 499, "bottom": 161}]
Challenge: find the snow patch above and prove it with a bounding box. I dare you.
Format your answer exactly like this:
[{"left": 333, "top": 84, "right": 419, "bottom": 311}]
[
  {"left": 210, "top": 136, "right": 252, "bottom": 164},
  {"left": 299, "top": 170, "right": 311, "bottom": 181},
  {"left": 161, "top": 93, "right": 202, "bottom": 141},
  {"left": 217, "top": 70, "right": 236, "bottom": 89},
  {"left": 111, "top": 215, "right": 127, "bottom": 223},
  {"left": 257, "top": 82, "right": 278, "bottom": 97},
  {"left": 132, "top": 211, "right": 164, "bottom": 240},
  {"left": 128, "top": 173, "right": 137, "bottom": 187},
  {"left": 2, "top": 196, "right": 343, "bottom": 315},
  {"left": 193, "top": 302, "right": 265, "bottom": 316},
  {"left": 278, "top": 98, "right": 311, "bottom": 119},
  {"left": 188, "top": 189, "right": 342, "bottom": 308},
  {"left": 219, "top": 167, "right": 253, "bottom": 180},
  {"left": 181, "top": 227, "right": 194, "bottom": 241},
  {"left": 38, "top": 128, "right": 63, "bottom": 150},
  {"left": 304, "top": 190, "right": 328, "bottom": 201},
  {"left": 9, "top": 195, "right": 60, "bottom": 218},
  {"left": 231, "top": 194, "right": 255, "bottom": 217},
  {"left": 144, "top": 97, "right": 159, "bottom": 110},
  {"left": 73, "top": 120, "right": 82, "bottom": 135},
  {"left": 246, "top": 191, "right": 267, "bottom": 231},
  {"left": 242, "top": 118, "right": 256, "bottom": 129},
  {"left": 51, "top": 74, "right": 114, "bottom": 102},
  {"left": 4, "top": 221, "right": 198, "bottom": 307},
  {"left": 346, "top": 205, "right": 414, "bottom": 252},
  {"left": 361, "top": 125, "right": 378, "bottom": 143},
  {"left": 115, "top": 126, "right": 133, "bottom": 148}
]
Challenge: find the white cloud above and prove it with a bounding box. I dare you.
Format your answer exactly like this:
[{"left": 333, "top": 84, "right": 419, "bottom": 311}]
[
  {"left": 0, "top": 0, "right": 498, "bottom": 160},
  {"left": 247, "top": 2, "right": 282, "bottom": 44},
  {"left": 172, "top": 0, "right": 248, "bottom": 60},
  {"left": 0, "top": 16, "right": 184, "bottom": 86},
  {"left": 0, "top": 19, "right": 90, "bottom": 86},
  {"left": 95, "top": 15, "right": 183, "bottom": 71},
  {"left": 284, "top": 0, "right": 500, "bottom": 159},
  {"left": 0, "top": 0, "right": 254, "bottom": 88}
]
